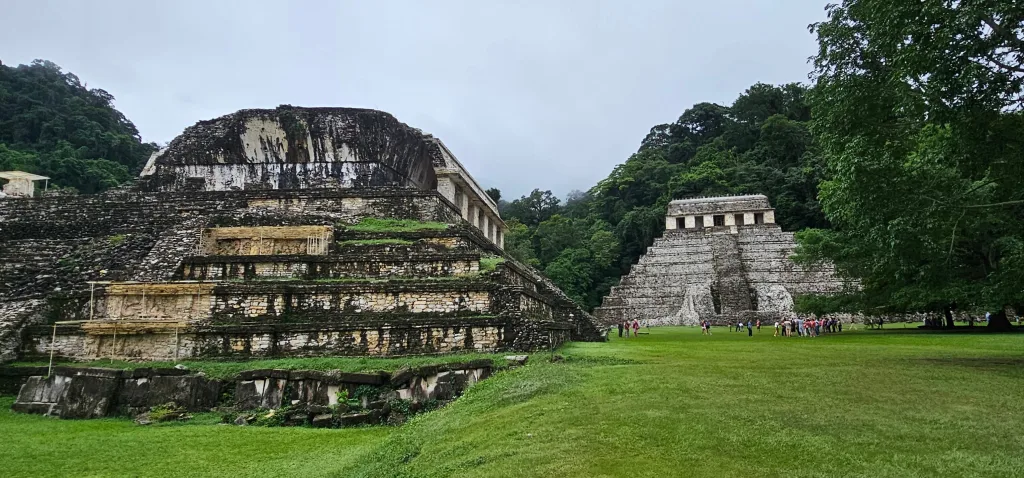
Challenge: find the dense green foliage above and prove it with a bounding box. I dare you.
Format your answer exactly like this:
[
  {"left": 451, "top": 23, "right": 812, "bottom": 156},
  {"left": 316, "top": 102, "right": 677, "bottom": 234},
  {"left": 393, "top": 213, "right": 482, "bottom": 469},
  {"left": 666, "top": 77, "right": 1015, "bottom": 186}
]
[
  {"left": 793, "top": 1, "right": 1024, "bottom": 325},
  {"left": 499, "top": 83, "right": 828, "bottom": 309},
  {"left": 0, "top": 60, "right": 156, "bottom": 193},
  {"left": 4, "top": 328, "right": 1023, "bottom": 477}
]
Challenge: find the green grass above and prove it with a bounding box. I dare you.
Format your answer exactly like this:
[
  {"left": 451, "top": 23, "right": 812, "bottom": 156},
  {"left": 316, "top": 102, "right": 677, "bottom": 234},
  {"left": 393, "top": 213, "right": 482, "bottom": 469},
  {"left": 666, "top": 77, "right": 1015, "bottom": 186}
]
[
  {"left": 0, "top": 395, "right": 388, "bottom": 476},
  {"left": 11, "top": 353, "right": 514, "bottom": 380},
  {"left": 479, "top": 255, "right": 505, "bottom": 273},
  {"left": 345, "top": 218, "right": 449, "bottom": 233},
  {"left": 3, "top": 327, "right": 1023, "bottom": 477},
  {"left": 337, "top": 239, "right": 416, "bottom": 247}
]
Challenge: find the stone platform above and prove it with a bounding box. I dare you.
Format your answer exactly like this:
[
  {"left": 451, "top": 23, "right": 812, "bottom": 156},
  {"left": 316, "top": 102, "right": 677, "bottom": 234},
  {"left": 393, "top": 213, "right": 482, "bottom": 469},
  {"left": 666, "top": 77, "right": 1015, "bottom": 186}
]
[{"left": 0, "top": 106, "right": 603, "bottom": 363}]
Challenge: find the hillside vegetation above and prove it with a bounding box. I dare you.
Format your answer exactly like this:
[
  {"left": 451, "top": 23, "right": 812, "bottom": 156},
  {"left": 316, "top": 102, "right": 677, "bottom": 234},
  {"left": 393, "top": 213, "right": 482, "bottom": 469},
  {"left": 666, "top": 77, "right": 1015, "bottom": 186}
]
[{"left": 0, "top": 59, "right": 156, "bottom": 193}]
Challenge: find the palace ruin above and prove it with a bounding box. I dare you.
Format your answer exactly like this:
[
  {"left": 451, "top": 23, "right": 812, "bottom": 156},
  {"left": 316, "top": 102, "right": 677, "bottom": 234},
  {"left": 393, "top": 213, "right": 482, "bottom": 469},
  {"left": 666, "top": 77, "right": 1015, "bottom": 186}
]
[
  {"left": 594, "top": 195, "right": 847, "bottom": 326},
  {"left": 0, "top": 106, "right": 603, "bottom": 363}
]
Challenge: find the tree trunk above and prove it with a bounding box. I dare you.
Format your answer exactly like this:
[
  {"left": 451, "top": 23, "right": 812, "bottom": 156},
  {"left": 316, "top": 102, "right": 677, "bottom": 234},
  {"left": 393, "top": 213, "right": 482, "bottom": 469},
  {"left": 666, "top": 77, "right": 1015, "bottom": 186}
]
[
  {"left": 988, "top": 309, "right": 1013, "bottom": 330},
  {"left": 943, "top": 306, "right": 955, "bottom": 328}
]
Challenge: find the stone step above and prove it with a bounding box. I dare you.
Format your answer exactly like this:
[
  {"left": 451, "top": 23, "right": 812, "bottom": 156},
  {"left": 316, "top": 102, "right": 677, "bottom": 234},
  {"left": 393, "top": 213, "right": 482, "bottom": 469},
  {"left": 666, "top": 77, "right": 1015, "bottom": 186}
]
[
  {"left": 178, "top": 253, "right": 482, "bottom": 281},
  {"left": 593, "top": 304, "right": 678, "bottom": 322},
  {"left": 90, "top": 279, "right": 503, "bottom": 321},
  {"left": 600, "top": 296, "right": 685, "bottom": 307}
]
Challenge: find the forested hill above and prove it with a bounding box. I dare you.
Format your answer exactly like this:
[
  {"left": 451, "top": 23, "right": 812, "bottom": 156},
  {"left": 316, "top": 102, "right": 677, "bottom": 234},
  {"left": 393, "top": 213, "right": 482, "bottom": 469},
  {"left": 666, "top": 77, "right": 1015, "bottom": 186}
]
[
  {"left": 495, "top": 82, "right": 829, "bottom": 310},
  {"left": 0, "top": 60, "right": 156, "bottom": 193}
]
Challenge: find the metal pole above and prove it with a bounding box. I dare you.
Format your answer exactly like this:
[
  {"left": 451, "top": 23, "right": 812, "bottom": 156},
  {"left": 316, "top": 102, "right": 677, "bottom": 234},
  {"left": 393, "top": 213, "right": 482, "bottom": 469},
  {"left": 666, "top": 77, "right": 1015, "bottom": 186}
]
[{"left": 47, "top": 323, "right": 57, "bottom": 377}]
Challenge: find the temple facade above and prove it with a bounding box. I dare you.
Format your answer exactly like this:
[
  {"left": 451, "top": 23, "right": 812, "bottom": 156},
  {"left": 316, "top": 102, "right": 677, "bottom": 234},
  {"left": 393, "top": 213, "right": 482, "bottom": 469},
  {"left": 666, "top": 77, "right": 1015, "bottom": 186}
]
[
  {"left": 595, "top": 195, "right": 847, "bottom": 326},
  {"left": 0, "top": 106, "right": 603, "bottom": 363}
]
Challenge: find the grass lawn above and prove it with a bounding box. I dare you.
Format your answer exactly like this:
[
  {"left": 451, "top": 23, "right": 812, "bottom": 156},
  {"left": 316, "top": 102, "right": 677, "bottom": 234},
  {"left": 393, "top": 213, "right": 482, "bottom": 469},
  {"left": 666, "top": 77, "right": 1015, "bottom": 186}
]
[
  {"left": 3, "top": 327, "right": 1023, "bottom": 477},
  {"left": 12, "top": 352, "right": 512, "bottom": 380}
]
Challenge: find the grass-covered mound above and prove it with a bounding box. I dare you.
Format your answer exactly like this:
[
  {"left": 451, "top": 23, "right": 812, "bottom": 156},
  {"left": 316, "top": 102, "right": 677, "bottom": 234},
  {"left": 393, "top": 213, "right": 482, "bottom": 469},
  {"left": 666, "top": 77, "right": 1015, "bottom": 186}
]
[
  {"left": 3, "top": 327, "right": 1023, "bottom": 477},
  {"left": 344, "top": 218, "right": 449, "bottom": 233},
  {"left": 11, "top": 353, "right": 512, "bottom": 380}
]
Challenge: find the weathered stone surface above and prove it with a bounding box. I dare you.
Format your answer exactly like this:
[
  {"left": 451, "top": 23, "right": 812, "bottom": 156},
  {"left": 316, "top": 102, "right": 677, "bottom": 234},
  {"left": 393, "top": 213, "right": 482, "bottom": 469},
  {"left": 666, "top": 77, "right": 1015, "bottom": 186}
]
[
  {"left": 311, "top": 413, "right": 334, "bottom": 428},
  {"left": 235, "top": 377, "right": 286, "bottom": 410},
  {"left": 337, "top": 411, "right": 377, "bottom": 427},
  {"left": 117, "top": 375, "right": 222, "bottom": 414},
  {"left": 54, "top": 372, "right": 121, "bottom": 419}
]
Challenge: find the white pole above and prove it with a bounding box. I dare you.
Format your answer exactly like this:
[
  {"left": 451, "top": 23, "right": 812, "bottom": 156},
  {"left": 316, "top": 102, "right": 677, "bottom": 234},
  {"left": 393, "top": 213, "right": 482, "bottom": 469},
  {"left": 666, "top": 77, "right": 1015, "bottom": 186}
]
[
  {"left": 47, "top": 323, "right": 57, "bottom": 377},
  {"left": 111, "top": 323, "right": 117, "bottom": 363},
  {"left": 89, "top": 282, "right": 95, "bottom": 320}
]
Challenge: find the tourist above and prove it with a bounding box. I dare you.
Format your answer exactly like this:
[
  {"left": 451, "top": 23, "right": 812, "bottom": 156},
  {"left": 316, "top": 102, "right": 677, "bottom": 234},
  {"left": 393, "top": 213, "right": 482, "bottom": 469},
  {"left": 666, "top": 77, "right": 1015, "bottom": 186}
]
[
  {"left": 736, "top": 320, "right": 743, "bottom": 332},
  {"left": 701, "top": 320, "right": 708, "bottom": 335},
  {"left": 815, "top": 319, "right": 821, "bottom": 336},
  {"left": 838, "top": 320, "right": 843, "bottom": 332},
  {"left": 706, "top": 320, "right": 712, "bottom": 335},
  {"left": 617, "top": 322, "right": 624, "bottom": 338},
  {"left": 773, "top": 321, "right": 780, "bottom": 337},
  {"left": 623, "top": 321, "right": 630, "bottom": 338},
  {"left": 632, "top": 319, "right": 640, "bottom": 337},
  {"left": 756, "top": 319, "right": 761, "bottom": 331},
  {"left": 746, "top": 320, "right": 753, "bottom": 337}
]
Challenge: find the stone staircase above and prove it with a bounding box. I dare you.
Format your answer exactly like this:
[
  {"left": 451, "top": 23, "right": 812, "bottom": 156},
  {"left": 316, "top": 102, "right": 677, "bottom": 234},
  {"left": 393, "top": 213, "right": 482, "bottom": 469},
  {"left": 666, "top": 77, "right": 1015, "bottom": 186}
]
[
  {"left": 0, "top": 239, "right": 80, "bottom": 297},
  {"left": 709, "top": 232, "right": 753, "bottom": 318}
]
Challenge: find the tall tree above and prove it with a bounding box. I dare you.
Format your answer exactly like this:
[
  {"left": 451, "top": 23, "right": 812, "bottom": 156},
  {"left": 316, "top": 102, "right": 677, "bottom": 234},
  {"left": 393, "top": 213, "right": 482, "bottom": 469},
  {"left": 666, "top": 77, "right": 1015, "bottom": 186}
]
[{"left": 795, "top": 0, "right": 1024, "bottom": 327}]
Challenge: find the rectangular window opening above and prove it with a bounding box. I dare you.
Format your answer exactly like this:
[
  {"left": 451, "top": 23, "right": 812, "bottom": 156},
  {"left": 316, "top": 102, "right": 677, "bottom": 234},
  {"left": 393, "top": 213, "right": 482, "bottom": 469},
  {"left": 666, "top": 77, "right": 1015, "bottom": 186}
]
[
  {"left": 695, "top": 216, "right": 704, "bottom": 228},
  {"left": 754, "top": 213, "right": 764, "bottom": 224},
  {"left": 676, "top": 218, "right": 685, "bottom": 229},
  {"left": 713, "top": 215, "right": 725, "bottom": 227},
  {"left": 734, "top": 214, "right": 744, "bottom": 226}
]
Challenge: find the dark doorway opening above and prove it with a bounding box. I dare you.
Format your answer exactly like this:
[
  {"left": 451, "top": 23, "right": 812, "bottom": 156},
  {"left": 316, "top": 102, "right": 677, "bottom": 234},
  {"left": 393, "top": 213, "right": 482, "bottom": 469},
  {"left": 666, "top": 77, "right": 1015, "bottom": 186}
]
[
  {"left": 695, "top": 216, "right": 704, "bottom": 228},
  {"left": 713, "top": 215, "right": 725, "bottom": 227},
  {"left": 754, "top": 213, "right": 764, "bottom": 224},
  {"left": 734, "top": 214, "right": 745, "bottom": 226},
  {"left": 676, "top": 218, "right": 685, "bottom": 229}
]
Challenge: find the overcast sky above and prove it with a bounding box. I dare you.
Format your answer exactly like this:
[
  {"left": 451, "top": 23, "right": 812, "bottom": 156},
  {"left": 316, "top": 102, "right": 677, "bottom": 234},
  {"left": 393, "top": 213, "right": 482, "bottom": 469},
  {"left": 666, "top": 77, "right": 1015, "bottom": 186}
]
[{"left": 2, "top": 0, "right": 827, "bottom": 199}]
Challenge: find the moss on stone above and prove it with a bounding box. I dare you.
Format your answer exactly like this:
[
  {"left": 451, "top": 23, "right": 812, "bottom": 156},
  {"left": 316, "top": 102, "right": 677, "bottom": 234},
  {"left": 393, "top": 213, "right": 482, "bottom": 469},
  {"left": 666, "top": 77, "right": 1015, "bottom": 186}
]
[
  {"left": 337, "top": 239, "right": 415, "bottom": 247},
  {"left": 479, "top": 255, "right": 505, "bottom": 273},
  {"left": 344, "top": 218, "right": 448, "bottom": 233}
]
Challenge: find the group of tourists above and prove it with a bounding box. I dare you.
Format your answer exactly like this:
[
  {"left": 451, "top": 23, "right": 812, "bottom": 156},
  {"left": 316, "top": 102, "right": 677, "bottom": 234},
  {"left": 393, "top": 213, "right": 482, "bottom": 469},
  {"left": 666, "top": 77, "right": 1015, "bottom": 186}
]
[
  {"left": 773, "top": 317, "right": 842, "bottom": 337},
  {"left": 617, "top": 319, "right": 641, "bottom": 337},
  {"left": 700, "top": 320, "right": 713, "bottom": 335}
]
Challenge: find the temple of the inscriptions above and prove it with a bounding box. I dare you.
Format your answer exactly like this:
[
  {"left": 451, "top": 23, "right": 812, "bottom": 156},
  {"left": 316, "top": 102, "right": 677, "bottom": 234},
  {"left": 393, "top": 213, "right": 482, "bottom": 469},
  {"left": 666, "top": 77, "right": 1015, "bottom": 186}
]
[
  {"left": 594, "top": 195, "right": 847, "bottom": 326},
  {"left": 0, "top": 106, "right": 604, "bottom": 363}
]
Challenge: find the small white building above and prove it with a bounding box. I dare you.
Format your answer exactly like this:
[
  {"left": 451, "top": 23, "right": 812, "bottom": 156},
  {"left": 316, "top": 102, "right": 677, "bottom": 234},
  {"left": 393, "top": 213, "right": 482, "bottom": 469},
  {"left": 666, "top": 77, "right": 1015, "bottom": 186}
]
[
  {"left": 665, "top": 194, "right": 776, "bottom": 232},
  {"left": 0, "top": 171, "right": 49, "bottom": 198}
]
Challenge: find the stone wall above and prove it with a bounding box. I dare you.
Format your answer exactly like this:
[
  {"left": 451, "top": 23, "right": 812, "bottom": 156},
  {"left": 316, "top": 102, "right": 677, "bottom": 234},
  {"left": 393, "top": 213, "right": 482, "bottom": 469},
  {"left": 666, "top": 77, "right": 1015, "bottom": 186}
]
[
  {"left": 10, "top": 360, "right": 495, "bottom": 426},
  {"left": 179, "top": 254, "right": 481, "bottom": 281}
]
